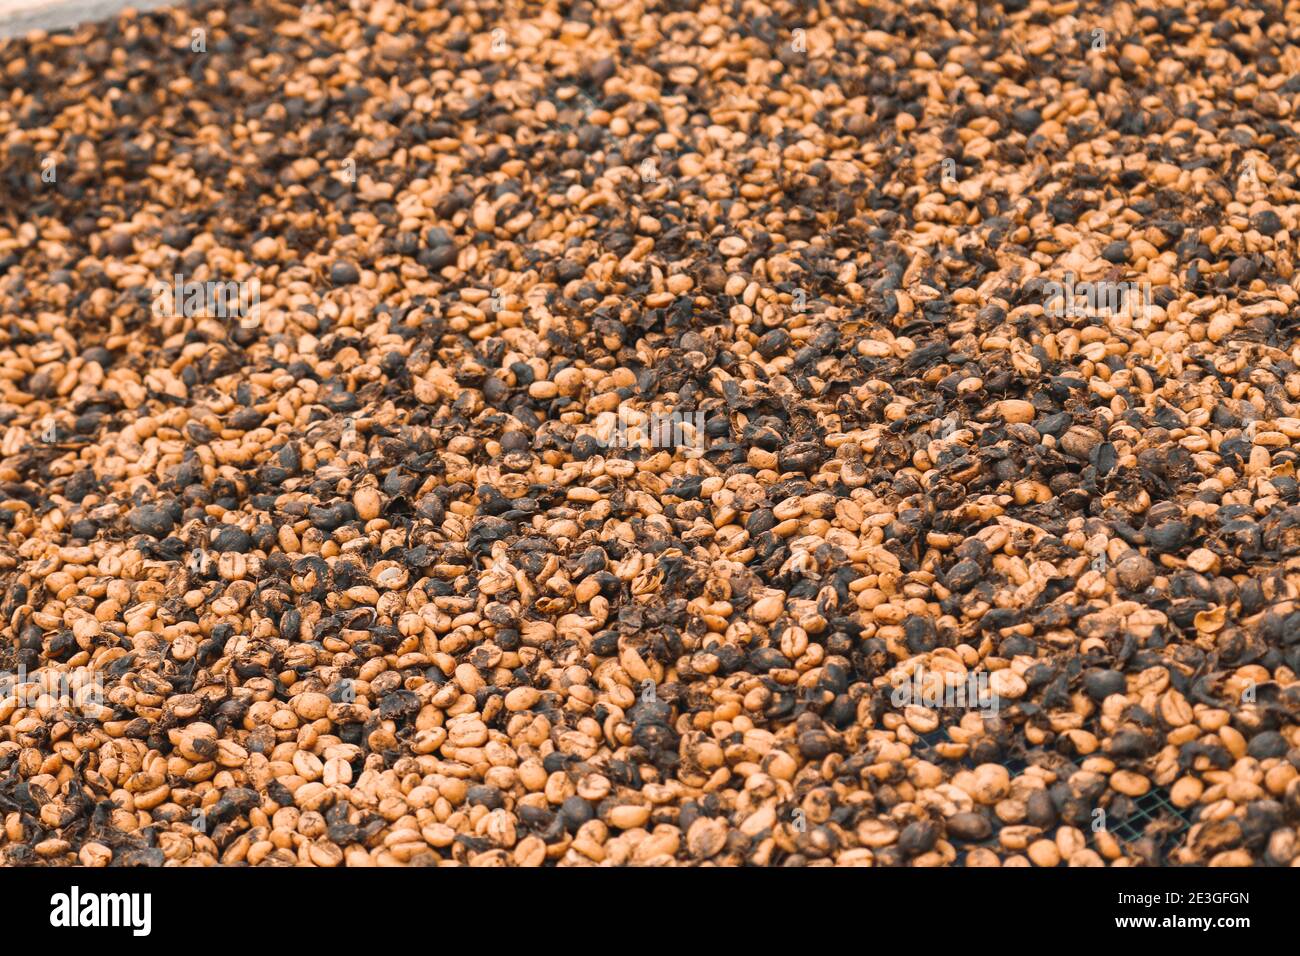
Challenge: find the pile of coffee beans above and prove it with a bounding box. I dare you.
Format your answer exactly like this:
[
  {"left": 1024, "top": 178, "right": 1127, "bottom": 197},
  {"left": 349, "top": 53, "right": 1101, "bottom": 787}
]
[{"left": 0, "top": 0, "right": 1299, "bottom": 866}]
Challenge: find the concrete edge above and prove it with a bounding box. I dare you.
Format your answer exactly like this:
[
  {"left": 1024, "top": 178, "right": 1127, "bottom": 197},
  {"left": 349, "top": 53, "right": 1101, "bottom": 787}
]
[{"left": 0, "top": 0, "right": 179, "bottom": 41}]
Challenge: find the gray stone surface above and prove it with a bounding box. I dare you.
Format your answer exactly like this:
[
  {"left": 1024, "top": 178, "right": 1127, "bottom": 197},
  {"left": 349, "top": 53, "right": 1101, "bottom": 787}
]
[{"left": 0, "top": 0, "right": 179, "bottom": 40}]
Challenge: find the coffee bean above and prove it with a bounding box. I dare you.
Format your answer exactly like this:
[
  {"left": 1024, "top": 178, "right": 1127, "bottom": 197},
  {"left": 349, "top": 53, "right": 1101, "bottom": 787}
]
[
  {"left": 1084, "top": 670, "right": 1127, "bottom": 701},
  {"left": 212, "top": 526, "right": 253, "bottom": 553},
  {"left": 946, "top": 812, "right": 992, "bottom": 843},
  {"left": 127, "top": 504, "right": 175, "bottom": 538},
  {"left": 330, "top": 261, "right": 360, "bottom": 285},
  {"left": 1250, "top": 210, "right": 1283, "bottom": 236},
  {"left": 2, "top": 0, "right": 1293, "bottom": 873}
]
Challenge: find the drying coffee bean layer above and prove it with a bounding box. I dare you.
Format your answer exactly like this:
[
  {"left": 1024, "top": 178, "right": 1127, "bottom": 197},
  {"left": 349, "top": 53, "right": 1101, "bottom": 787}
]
[{"left": 0, "top": 0, "right": 1299, "bottom": 867}]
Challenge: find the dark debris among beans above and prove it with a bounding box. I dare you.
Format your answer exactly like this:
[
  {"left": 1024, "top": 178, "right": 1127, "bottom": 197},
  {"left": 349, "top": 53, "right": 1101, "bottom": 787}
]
[{"left": 0, "top": 0, "right": 1299, "bottom": 867}]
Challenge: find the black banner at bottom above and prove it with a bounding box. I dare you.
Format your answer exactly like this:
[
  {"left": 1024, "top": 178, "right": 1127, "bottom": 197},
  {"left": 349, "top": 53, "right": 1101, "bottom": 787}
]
[{"left": 0, "top": 864, "right": 1278, "bottom": 943}]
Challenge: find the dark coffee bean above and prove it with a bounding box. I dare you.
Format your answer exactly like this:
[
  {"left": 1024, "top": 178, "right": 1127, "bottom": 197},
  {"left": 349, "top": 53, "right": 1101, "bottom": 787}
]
[
  {"left": 212, "top": 526, "right": 253, "bottom": 553},
  {"left": 1084, "top": 669, "right": 1127, "bottom": 701},
  {"left": 330, "top": 261, "right": 360, "bottom": 284},
  {"left": 946, "top": 812, "right": 992, "bottom": 842},
  {"left": 1251, "top": 210, "right": 1283, "bottom": 236},
  {"left": 128, "top": 505, "right": 175, "bottom": 538}
]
